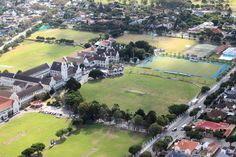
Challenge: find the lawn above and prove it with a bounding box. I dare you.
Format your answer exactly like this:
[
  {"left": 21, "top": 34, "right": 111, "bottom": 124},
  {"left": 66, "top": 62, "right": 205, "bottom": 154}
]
[
  {"left": 29, "top": 29, "right": 100, "bottom": 44},
  {"left": 0, "top": 40, "right": 83, "bottom": 72},
  {"left": 231, "top": 0, "right": 236, "bottom": 15},
  {"left": 142, "top": 57, "right": 225, "bottom": 78},
  {"left": 44, "top": 124, "right": 145, "bottom": 157},
  {"left": 116, "top": 34, "right": 197, "bottom": 54},
  {"left": 80, "top": 70, "right": 200, "bottom": 114},
  {"left": 0, "top": 113, "right": 69, "bottom": 157}
]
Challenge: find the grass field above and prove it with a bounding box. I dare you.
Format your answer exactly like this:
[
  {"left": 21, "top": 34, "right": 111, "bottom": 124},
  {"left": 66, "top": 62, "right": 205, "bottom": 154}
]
[
  {"left": 44, "top": 124, "right": 145, "bottom": 157},
  {"left": 80, "top": 69, "right": 200, "bottom": 114},
  {"left": 116, "top": 34, "right": 197, "bottom": 54},
  {"left": 0, "top": 113, "right": 144, "bottom": 157},
  {"left": 142, "top": 57, "right": 224, "bottom": 78},
  {"left": 0, "top": 113, "right": 69, "bottom": 157},
  {"left": 129, "top": 66, "right": 216, "bottom": 86},
  {"left": 29, "top": 29, "right": 100, "bottom": 44},
  {"left": 0, "top": 40, "right": 82, "bottom": 72}
]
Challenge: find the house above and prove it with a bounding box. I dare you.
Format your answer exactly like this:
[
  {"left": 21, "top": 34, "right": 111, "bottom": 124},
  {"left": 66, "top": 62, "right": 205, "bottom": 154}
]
[
  {"left": 198, "top": 142, "right": 220, "bottom": 157},
  {"left": 174, "top": 139, "right": 200, "bottom": 156},
  {"left": 194, "top": 120, "right": 235, "bottom": 137},
  {"left": 207, "top": 109, "right": 227, "bottom": 120}
]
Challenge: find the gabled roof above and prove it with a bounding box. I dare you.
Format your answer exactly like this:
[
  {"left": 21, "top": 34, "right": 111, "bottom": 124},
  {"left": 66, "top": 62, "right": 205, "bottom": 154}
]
[
  {"left": 21, "top": 63, "right": 50, "bottom": 76},
  {"left": 207, "top": 109, "right": 227, "bottom": 119},
  {"left": 17, "top": 84, "right": 43, "bottom": 99},
  {"left": 175, "top": 139, "right": 199, "bottom": 153},
  {"left": 0, "top": 90, "right": 13, "bottom": 98},
  {"left": 51, "top": 61, "right": 62, "bottom": 71},
  {"left": 0, "top": 96, "right": 13, "bottom": 112}
]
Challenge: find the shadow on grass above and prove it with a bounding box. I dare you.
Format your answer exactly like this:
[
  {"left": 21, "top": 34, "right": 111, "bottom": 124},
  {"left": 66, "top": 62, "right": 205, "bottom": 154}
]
[{"left": 55, "top": 137, "right": 66, "bottom": 145}]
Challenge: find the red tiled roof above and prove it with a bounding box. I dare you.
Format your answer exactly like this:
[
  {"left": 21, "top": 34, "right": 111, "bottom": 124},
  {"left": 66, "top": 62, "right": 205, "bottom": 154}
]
[
  {"left": 211, "top": 28, "right": 222, "bottom": 34},
  {"left": 0, "top": 96, "right": 13, "bottom": 112},
  {"left": 216, "top": 44, "right": 230, "bottom": 55},
  {"left": 194, "top": 120, "right": 235, "bottom": 137},
  {"left": 194, "top": 120, "right": 229, "bottom": 131},
  {"left": 175, "top": 139, "right": 199, "bottom": 153}
]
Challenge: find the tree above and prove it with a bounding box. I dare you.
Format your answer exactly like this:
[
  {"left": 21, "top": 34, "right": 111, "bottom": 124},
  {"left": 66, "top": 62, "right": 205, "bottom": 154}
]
[
  {"left": 55, "top": 129, "right": 65, "bottom": 140},
  {"left": 65, "top": 77, "right": 81, "bottom": 91},
  {"left": 64, "top": 91, "right": 83, "bottom": 113},
  {"left": 128, "top": 144, "right": 142, "bottom": 155},
  {"left": 148, "top": 123, "right": 162, "bottom": 136},
  {"left": 132, "top": 115, "right": 144, "bottom": 129},
  {"left": 21, "top": 147, "right": 35, "bottom": 157},
  {"left": 134, "top": 108, "right": 146, "bottom": 118},
  {"left": 140, "top": 151, "right": 152, "bottom": 157},
  {"left": 145, "top": 110, "right": 157, "bottom": 127},
  {"left": 189, "top": 108, "right": 200, "bottom": 117},
  {"left": 89, "top": 69, "right": 104, "bottom": 79},
  {"left": 226, "top": 135, "right": 236, "bottom": 146},
  {"left": 213, "top": 130, "right": 224, "bottom": 139},
  {"left": 168, "top": 104, "right": 189, "bottom": 116},
  {"left": 31, "top": 143, "right": 45, "bottom": 155},
  {"left": 201, "top": 86, "right": 210, "bottom": 94},
  {"left": 71, "top": 117, "right": 83, "bottom": 129}
]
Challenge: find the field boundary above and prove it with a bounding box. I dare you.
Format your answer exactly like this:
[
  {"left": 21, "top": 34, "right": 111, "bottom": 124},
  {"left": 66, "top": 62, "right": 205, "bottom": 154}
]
[{"left": 139, "top": 56, "right": 229, "bottom": 79}]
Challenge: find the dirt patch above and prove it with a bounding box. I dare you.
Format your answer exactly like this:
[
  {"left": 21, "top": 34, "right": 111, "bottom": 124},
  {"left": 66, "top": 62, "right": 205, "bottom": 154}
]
[
  {"left": 125, "top": 89, "right": 145, "bottom": 96},
  {"left": 81, "top": 148, "right": 98, "bottom": 157},
  {"left": 2, "top": 131, "right": 26, "bottom": 145}
]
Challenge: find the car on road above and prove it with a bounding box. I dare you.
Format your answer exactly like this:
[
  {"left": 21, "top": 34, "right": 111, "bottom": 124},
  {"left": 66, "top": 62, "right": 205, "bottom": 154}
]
[{"left": 172, "top": 127, "right": 177, "bottom": 132}]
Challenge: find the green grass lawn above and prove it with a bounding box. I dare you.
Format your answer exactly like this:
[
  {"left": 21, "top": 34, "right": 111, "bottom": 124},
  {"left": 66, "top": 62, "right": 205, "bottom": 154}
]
[
  {"left": 0, "top": 40, "right": 82, "bottom": 72},
  {"left": 80, "top": 70, "right": 200, "bottom": 114},
  {"left": 29, "top": 29, "right": 100, "bottom": 44},
  {"left": 0, "top": 113, "right": 69, "bottom": 157},
  {"left": 44, "top": 124, "right": 145, "bottom": 157},
  {"left": 129, "top": 66, "right": 216, "bottom": 87},
  {"left": 116, "top": 34, "right": 197, "bottom": 54},
  {"left": 143, "top": 57, "right": 223, "bottom": 77}
]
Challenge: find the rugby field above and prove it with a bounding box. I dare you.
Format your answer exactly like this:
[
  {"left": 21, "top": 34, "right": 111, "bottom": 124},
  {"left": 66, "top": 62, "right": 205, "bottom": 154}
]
[{"left": 116, "top": 34, "right": 197, "bottom": 54}]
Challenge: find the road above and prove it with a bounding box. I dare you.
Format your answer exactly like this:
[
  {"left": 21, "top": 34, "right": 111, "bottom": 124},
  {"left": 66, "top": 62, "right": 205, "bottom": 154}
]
[
  {"left": 139, "top": 66, "right": 236, "bottom": 155},
  {"left": 0, "top": 21, "right": 42, "bottom": 51}
]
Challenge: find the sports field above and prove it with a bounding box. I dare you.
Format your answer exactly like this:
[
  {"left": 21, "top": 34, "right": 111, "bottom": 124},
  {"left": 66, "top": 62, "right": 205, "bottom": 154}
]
[
  {"left": 0, "top": 40, "right": 83, "bottom": 72},
  {"left": 0, "top": 113, "right": 144, "bottom": 157},
  {"left": 44, "top": 124, "right": 145, "bottom": 157},
  {"left": 116, "top": 34, "right": 197, "bottom": 54},
  {"left": 29, "top": 29, "right": 100, "bottom": 44},
  {"left": 183, "top": 44, "right": 217, "bottom": 58},
  {"left": 141, "top": 57, "right": 226, "bottom": 78},
  {"left": 0, "top": 113, "right": 69, "bottom": 157},
  {"left": 80, "top": 71, "right": 200, "bottom": 114}
]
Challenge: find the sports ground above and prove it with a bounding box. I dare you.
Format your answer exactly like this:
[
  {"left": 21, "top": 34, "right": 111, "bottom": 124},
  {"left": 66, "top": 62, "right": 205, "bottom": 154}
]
[
  {"left": 0, "top": 40, "right": 83, "bottom": 72},
  {"left": 0, "top": 113, "right": 68, "bottom": 157},
  {"left": 80, "top": 70, "right": 200, "bottom": 114},
  {"left": 0, "top": 113, "right": 144, "bottom": 157},
  {"left": 29, "top": 29, "right": 100, "bottom": 44},
  {"left": 0, "top": 29, "right": 100, "bottom": 72},
  {"left": 44, "top": 124, "right": 145, "bottom": 157},
  {"left": 140, "top": 56, "right": 228, "bottom": 78},
  {"left": 116, "top": 34, "right": 197, "bottom": 54}
]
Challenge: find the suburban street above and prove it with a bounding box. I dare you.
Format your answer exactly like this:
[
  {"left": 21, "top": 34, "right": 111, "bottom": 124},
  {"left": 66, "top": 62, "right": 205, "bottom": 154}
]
[
  {"left": 139, "top": 66, "right": 236, "bottom": 155},
  {"left": 0, "top": 21, "right": 42, "bottom": 51}
]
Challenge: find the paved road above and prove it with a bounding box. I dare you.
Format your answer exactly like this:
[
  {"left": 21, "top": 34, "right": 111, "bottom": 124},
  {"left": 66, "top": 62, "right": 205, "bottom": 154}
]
[
  {"left": 0, "top": 21, "right": 42, "bottom": 51},
  {"left": 139, "top": 66, "right": 236, "bottom": 155}
]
